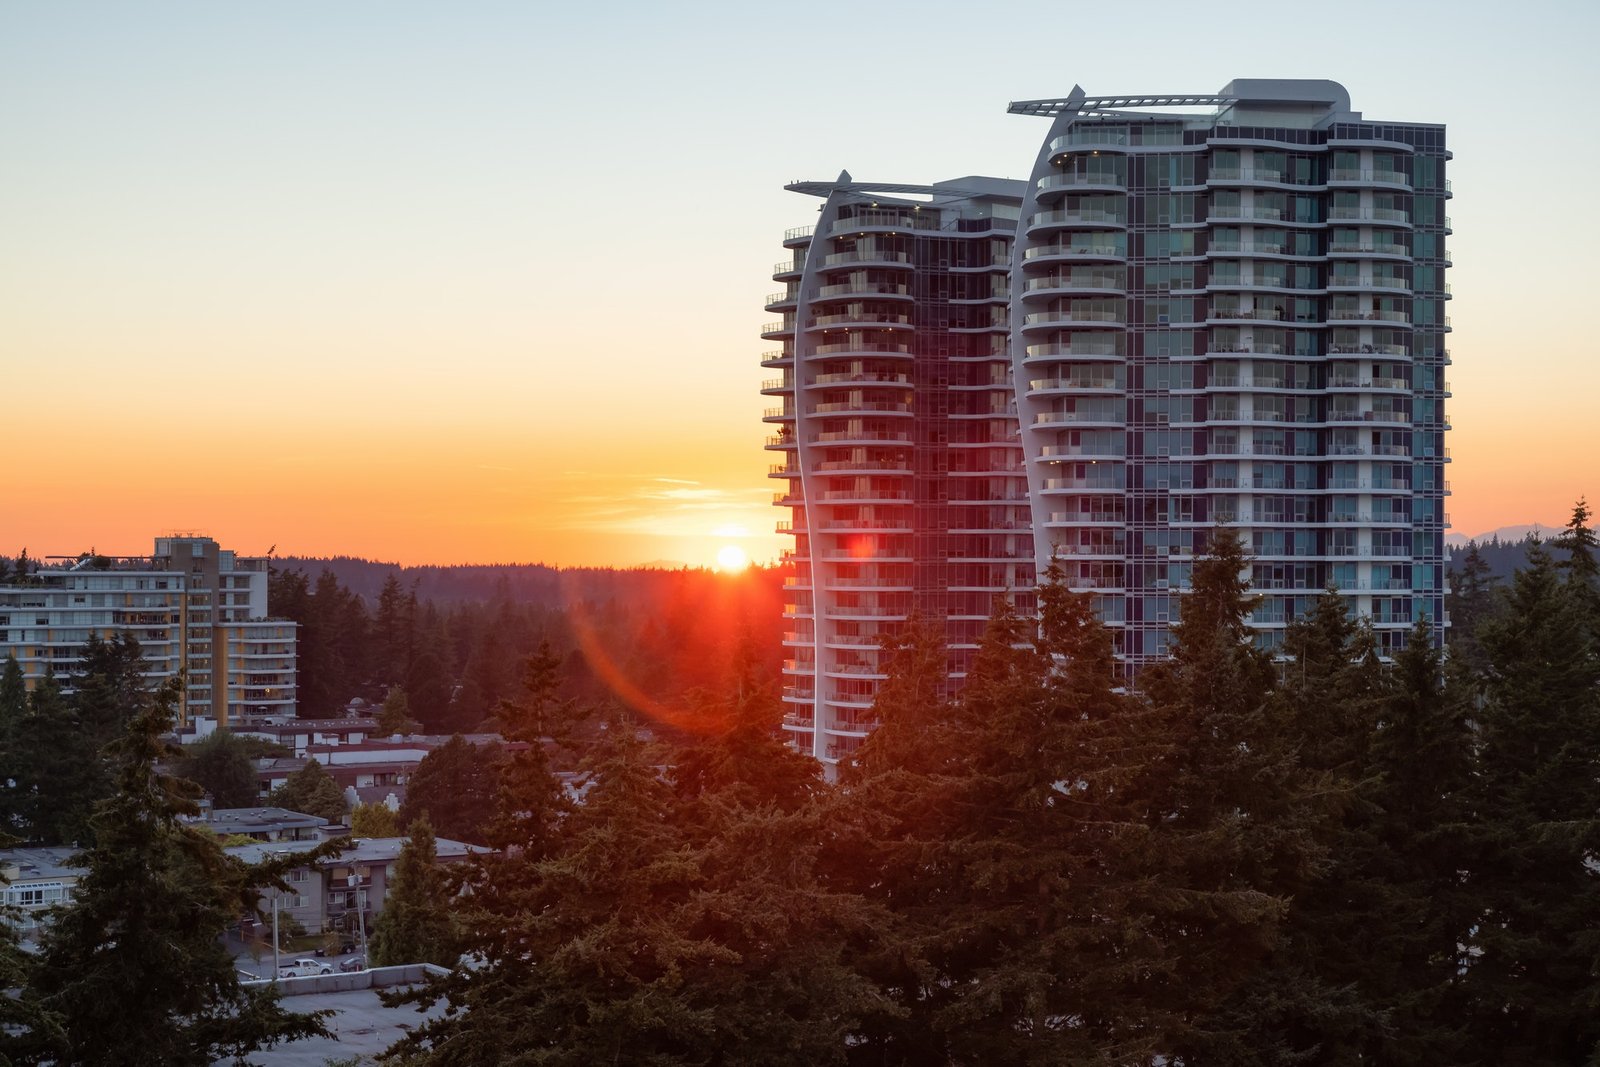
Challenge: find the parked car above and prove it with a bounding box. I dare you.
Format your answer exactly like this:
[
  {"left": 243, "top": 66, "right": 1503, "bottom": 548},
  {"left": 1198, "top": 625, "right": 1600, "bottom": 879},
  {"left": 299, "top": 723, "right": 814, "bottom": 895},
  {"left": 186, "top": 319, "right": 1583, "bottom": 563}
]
[
  {"left": 278, "top": 958, "right": 333, "bottom": 978},
  {"left": 338, "top": 955, "right": 367, "bottom": 973},
  {"left": 314, "top": 941, "right": 357, "bottom": 957}
]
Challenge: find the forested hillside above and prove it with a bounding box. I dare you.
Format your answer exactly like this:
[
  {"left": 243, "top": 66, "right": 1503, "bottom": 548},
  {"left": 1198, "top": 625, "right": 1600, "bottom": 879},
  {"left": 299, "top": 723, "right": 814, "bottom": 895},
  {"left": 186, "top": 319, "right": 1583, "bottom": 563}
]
[{"left": 266, "top": 562, "right": 785, "bottom": 730}]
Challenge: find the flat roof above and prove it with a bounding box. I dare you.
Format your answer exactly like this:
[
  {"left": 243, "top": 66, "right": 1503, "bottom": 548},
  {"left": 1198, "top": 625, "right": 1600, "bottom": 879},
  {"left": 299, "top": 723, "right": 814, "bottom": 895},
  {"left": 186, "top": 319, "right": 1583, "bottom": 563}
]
[{"left": 0, "top": 846, "right": 78, "bottom": 882}]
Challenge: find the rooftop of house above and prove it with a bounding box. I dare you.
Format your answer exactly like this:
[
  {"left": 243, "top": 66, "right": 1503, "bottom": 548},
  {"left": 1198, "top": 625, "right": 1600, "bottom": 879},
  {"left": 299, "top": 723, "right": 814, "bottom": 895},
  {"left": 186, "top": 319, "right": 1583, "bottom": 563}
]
[
  {"left": 0, "top": 846, "right": 79, "bottom": 882},
  {"left": 223, "top": 835, "right": 493, "bottom": 868},
  {"left": 200, "top": 807, "right": 328, "bottom": 834}
]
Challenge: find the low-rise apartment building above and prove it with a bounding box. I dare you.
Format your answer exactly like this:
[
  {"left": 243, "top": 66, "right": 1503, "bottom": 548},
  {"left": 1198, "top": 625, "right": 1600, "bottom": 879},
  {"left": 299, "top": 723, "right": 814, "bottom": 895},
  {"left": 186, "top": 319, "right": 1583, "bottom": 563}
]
[{"left": 0, "top": 535, "right": 295, "bottom": 725}]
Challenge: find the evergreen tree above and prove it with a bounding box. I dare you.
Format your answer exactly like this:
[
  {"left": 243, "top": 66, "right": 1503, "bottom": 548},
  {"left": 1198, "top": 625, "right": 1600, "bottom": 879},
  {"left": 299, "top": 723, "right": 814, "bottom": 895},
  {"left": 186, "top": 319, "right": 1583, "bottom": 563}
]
[
  {"left": 1355, "top": 617, "right": 1476, "bottom": 1064},
  {"left": 9, "top": 675, "right": 103, "bottom": 845},
  {"left": 18, "top": 680, "right": 334, "bottom": 1065},
  {"left": 1139, "top": 530, "right": 1333, "bottom": 1063},
  {"left": 1464, "top": 542, "right": 1600, "bottom": 1063},
  {"left": 373, "top": 572, "right": 415, "bottom": 687},
  {"left": 399, "top": 735, "right": 502, "bottom": 845},
  {"left": 174, "top": 730, "right": 259, "bottom": 809},
  {"left": 368, "top": 817, "right": 457, "bottom": 967},
  {"left": 0, "top": 656, "right": 28, "bottom": 835},
  {"left": 67, "top": 632, "right": 147, "bottom": 749},
  {"left": 1554, "top": 496, "right": 1600, "bottom": 628},
  {"left": 375, "top": 685, "right": 418, "bottom": 736},
  {"left": 1445, "top": 540, "right": 1500, "bottom": 679},
  {"left": 269, "top": 758, "right": 346, "bottom": 822}
]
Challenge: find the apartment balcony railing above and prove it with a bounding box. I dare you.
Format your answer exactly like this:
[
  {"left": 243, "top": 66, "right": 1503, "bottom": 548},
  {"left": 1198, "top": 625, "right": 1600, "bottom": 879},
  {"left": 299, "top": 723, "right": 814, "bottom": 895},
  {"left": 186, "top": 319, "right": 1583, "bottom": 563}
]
[
  {"left": 812, "top": 371, "right": 909, "bottom": 386},
  {"left": 1208, "top": 167, "right": 1287, "bottom": 183},
  {"left": 1208, "top": 241, "right": 1287, "bottom": 255},
  {"left": 821, "top": 250, "right": 910, "bottom": 267},
  {"left": 1327, "top": 207, "right": 1410, "bottom": 223},
  {"left": 830, "top": 211, "right": 936, "bottom": 234},
  {"left": 809, "top": 312, "right": 912, "bottom": 328},
  {"left": 1038, "top": 171, "right": 1127, "bottom": 190},
  {"left": 1026, "top": 273, "right": 1126, "bottom": 291},
  {"left": 1028, "top": 377, "right": 1122, "bottom": 391},
  {"left": 813, "top": 341, "right": 912, "bottom": 356},
  {"left": 816, "top": 281, "right": 909, "bottom": 299},
  {"left": 1328, "top": 241, "right": 1409, "bottom": 256},
  {"left": 784, "top": 225, "right": 814, "bottom": 241},
  {"left": 1329, "top": 168, "right": 1410, "bottom": 186},
  {"left": 1023, "top": 242, "right": 1126, "bottom": 259},
  {"left": 1023, "top": 309, "right": 1125, "bottom": 327},
  {"left": 1029, "top": 208, "right": 1128, "bottom": 227}
]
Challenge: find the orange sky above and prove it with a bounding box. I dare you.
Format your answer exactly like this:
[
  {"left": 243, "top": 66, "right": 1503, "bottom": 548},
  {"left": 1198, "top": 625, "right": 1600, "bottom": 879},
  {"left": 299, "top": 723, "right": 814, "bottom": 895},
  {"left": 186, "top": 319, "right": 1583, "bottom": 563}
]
[{"left": 2, "top": 3, "right": 1595, "bottom": 567}]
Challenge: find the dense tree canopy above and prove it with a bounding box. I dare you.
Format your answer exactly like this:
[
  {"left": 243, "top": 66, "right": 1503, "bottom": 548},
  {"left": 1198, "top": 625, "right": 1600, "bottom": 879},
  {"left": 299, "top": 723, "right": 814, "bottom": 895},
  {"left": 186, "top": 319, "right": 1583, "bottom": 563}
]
[{"left": 5, "top": 678, "right": 337, "bottom": 1065}]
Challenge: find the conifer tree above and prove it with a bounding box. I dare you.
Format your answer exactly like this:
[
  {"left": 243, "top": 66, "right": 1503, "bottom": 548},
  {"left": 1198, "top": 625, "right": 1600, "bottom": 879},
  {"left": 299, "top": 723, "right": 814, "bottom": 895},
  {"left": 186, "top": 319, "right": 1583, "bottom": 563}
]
[
  {"left": 269, "top": 758, "right": 346, "bottom": 822},
  {"left": 1464, "top": 542, "right": 1600, "bottom": 1063},
  {"left": 1358, "top": 617, "right": 1476, "bottom": 1064},
  {"left": 19, "top": 680, "right": 334, "bottom": 1065},
  {"left": 376, "top": 685, "right": 418, "bottom": 736},
  {"left": 1445, "top": 541, "right": 1499, "bottom": 679},
  {"left": 368, "top": 817, "right": 457, "bottom": 967},
  {"left": 1554, "top": 496, "right": 1600, "bottom": 628},
  {"left": 1139, "top": 529, "right": 1333, "bottom": 1062},
  {"left": 9, "top": 675, "right": 102, "bottom": 845}
]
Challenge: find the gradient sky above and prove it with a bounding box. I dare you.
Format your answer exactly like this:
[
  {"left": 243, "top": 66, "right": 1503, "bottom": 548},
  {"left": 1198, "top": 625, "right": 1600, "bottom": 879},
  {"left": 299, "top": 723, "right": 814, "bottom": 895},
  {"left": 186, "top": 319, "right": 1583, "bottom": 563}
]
[{"left": 2, "top": 0, "right": 1595, "bottom": 567}]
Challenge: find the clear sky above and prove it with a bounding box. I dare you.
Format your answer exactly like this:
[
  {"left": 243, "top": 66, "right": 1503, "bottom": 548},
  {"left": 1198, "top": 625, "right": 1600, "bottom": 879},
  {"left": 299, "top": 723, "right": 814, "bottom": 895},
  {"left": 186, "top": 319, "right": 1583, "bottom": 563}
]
[{"left": 2, "top": 0, "right": 1595, "bottom": 567}]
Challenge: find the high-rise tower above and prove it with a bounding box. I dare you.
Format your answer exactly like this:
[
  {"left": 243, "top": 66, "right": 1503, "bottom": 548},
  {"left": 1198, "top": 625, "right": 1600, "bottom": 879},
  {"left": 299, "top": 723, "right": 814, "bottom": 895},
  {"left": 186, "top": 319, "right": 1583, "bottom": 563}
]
[
  {"left": 765, "top": 176, "right": 1035, "bottom": 766},
  {"left": 768, "top": 80, "right": 1450, "bottom": 759}
]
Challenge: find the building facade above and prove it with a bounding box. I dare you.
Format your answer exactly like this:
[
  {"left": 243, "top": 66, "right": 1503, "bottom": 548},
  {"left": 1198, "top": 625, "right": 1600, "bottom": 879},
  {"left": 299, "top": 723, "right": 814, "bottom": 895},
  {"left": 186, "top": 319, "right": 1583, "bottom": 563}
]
[
  {"left": 765, "top": 175, "right": 1037, "bottom": 764},
  {"left": 770, "top": 80, "right": 1450, "bottom": 762},
  {"left": 0, "top": 535, "right": 296, "bottom": 724}
]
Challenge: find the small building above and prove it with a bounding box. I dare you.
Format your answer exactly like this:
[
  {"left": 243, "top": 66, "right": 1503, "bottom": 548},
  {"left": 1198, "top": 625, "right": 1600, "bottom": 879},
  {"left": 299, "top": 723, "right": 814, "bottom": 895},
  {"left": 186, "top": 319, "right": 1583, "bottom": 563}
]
[
  {"left": 197, "top": 807, "right": 328, "bottom": 842},
  {"left": 0, "top": 846, "right": 79, "bottom": 934}
]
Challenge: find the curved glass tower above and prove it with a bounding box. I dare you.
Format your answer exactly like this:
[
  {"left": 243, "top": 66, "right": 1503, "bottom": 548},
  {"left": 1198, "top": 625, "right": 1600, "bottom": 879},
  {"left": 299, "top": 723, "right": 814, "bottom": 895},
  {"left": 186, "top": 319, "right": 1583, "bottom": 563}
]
[
  {"left": 767, "top": 79, "right": 1450, "bottom": 741},
  {"left": 765, "top": 175, "right": 1034, "bottom": 767},
  {"left": 1009, "top": 80, "right": 1450, "bottom": 667}
]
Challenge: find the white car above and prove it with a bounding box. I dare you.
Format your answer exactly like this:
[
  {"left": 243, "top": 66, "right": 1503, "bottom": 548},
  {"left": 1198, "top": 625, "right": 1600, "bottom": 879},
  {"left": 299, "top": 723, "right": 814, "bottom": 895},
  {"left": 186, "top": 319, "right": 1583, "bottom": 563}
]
[{"left": 278, "top": 958, "right": 332, "bottom": 978}]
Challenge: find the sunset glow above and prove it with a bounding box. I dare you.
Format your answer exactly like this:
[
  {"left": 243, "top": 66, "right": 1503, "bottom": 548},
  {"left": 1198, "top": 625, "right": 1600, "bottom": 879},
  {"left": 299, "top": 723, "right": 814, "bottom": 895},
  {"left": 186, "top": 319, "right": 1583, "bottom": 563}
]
[{"left": 2, "top": 3, "right": 1595, "bottom": 566}]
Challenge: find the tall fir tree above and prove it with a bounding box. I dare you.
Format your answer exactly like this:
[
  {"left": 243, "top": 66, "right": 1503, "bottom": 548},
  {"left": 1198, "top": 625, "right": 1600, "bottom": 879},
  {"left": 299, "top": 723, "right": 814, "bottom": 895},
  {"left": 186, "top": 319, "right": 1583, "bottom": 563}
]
[
  {"left": 18, "top": 679, "right": 335, "bottom": 1065},
  {"left": 368, "top": 817, "right": 457, "bottom": 967},
  {"left": 1139, "top": 530, "right": 1334, "bottom": 1063},
  {"left": 1464, "top": 541, "right": 1600, "bottom": 1063}
]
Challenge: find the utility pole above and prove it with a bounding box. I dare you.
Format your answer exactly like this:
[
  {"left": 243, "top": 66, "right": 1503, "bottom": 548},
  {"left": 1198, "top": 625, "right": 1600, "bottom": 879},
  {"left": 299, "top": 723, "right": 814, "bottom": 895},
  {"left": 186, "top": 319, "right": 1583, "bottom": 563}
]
[
  {"left": 271, "top": 892, "right": 280, "bottom": 980},
  {"left": 356, "top": 883, "right": 368, "bottom": 957}
]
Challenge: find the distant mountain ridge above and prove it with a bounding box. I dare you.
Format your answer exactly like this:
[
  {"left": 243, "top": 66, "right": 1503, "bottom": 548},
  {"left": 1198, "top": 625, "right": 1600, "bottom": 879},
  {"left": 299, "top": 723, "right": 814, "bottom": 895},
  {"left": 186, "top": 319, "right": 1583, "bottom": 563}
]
[{"left": 1444, "top": 523, "right": 1561, "bottom": 548}]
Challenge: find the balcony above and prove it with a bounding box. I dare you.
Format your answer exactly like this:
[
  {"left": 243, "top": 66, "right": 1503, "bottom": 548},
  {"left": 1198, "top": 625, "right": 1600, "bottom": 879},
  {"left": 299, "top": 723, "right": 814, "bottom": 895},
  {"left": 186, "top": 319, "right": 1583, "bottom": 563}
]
[
  {"left": 811, "top": 370, "right": 909, "bottom": 387},
  {"left": 1328, "top": 168, "right": 1410, "bottom": 187},
  {"left": 1022, "top": 309, "right": 1125, "bottom": 329},
  {"left": 1021, "top": 341, "right": 1126, "bottom": 360},
  {"left": 1207, "top": 167, "right": 1287, "bottom": 184},
  {"left": 812, "top": 400, "right": 913, "bottom": 416},
  {"left": 808, "top": 312, "right": 912, "bottom": 329},
  {"left": 1023, "top": 241, "right": 1126, "bottom": 261},
  {"left": 1028, "top": 376, "right": 1122, "bottom": 392},
  {"left": 816, "top": 281, "right": 910, "bottom": 299},
  {"left": 1025, "top": 273, "right": 1125, "bottom": 292},
  {"left": 813, "top": 340, "right": 912, "bottom": 356},
  {"left": 830, "top": 211, "right": 936, "bottom": 235},
  {"left": 1038, "top": 171, "right": 1127, "bottom": 191},
  {"left": 821, "top": 249, "right": 911, "bottom": 268},
  {"left": 1028, "top": 208, "right": 1127, "bottom": 229},
  {"left": 1327, "top": 207, "right": 1410, "bottom": 225}
]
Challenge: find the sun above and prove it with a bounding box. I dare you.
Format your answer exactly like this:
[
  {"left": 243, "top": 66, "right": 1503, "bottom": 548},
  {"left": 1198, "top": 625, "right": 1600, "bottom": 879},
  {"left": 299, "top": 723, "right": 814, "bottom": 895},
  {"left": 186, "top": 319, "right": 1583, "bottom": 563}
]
[{"left": 715, "top": 544, "right": 749, "bottom": 572}]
